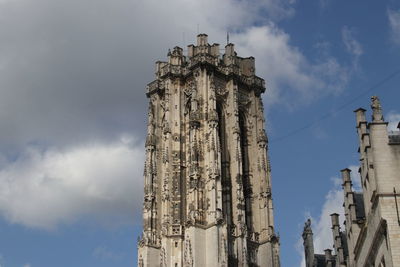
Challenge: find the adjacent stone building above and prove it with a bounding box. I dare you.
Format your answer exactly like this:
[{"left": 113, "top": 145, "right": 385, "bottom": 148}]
[
  {"left": 302, "top": 96, "right": 400, "bottom": 267},
  {"left": 138, "top": 34, "right": 280, "bottom": 267}
]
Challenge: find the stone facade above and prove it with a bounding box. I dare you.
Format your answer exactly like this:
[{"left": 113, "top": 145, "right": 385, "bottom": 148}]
[
  {"left": 137, "top": 34, "right": 280, "bottom": 267},
  {"left": 302, "top": 96, "right": 400, "bottom": 267}
]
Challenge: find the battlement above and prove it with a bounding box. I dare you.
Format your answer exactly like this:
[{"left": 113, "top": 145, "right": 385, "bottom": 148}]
[{"left": 151, "top": 34, "right": 262, "bottom": 91}]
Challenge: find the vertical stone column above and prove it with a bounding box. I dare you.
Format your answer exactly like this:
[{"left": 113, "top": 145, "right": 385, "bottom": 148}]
[
  {"left": 354, "top": 107, "right": 376, "bottom": 214},
  {"left": 341, "top": 168, "right": 359, "bottom": 267},
  {"left": 302, "top": 219, "right": 315, "bottom": 267},
  {"left": 227, "top": 80, "right": 248, "bottom": 266},
  {"left": 139, "top": 101, "right": 162, "bottom": 267},
  {"left": 330, "top": 213, "right": 347, "bottom": 266}
]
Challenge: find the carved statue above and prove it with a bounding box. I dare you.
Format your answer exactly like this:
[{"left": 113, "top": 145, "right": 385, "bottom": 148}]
[
  {"left": 184, "top": 81, "right": 198, "bottom": 114},
  {"left": 371, "top": 95, "right": 384, "bottom": 122},
  {"left": 303, "top": 218, "right": 312, "bottom": 234}
]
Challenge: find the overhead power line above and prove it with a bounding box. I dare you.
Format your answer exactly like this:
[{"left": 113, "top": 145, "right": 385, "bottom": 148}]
[{"left": 270, "top": 68, "right": 400, "bottom": 144}]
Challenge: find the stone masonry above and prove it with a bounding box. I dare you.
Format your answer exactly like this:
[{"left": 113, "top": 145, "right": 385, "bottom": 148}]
[
  {"left": 302, "top": 96, "right": 400, "bottom": 267},
  {"left": 137, "top": 34, "right": 280, "bottom": 267}
]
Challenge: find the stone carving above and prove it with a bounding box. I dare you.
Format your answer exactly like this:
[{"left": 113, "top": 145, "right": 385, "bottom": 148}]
[
  {"left": 259, "top": 191, "right": 270, "bottom": 208},
  {"left": 184, "top": 238, "right": 193, "bottom": 267},
  {"left": 139, "top": 35, "right": 279, "bottom": 267},
  {"left": 371, "top": 95, "right": 384, "bottom": 122},
  {"left": 257, "top": 129, "right": 268, "bottom": 147},
  {"left": 207, "top": 109, "right": 219, "bottom": 123},
  {"left": 219, "top": 234, "right": 228, "bottom": 267},
  {"left": 303, "top": 218, "right": 312, "bottom": 234},
  {"left": 161, "top": 173, "right": 170, "bottom": 202},
  {"left": 238, "top": 91, "right": 251, "bottom": 108},
  {"left": 144, "top": 193, "right": 154, "bottom": 211},
  {"left": 162, "top": 145, "right": 169, "bottom": 163},
  {"left": 184, "top": 81, "right": 198, "bottom": 114},
  {"left": 216, "top": 208, "right": 224, "bottom": 224},
  {"left": 160, "top": 247, "right": 167, "bottom": 267}
]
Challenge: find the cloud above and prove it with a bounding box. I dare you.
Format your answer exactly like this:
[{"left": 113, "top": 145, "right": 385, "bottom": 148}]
[
  {"left": 0, "top": 0, "right": 351, "bottom": 238},
  {"left": 342, "top": 26, "right": 363, "bottom": 69},
  {"left": 387, "top": 111, "right": 400, "bottom": 131},
  {"left": 297, "top": 165, "right": 361, "bottom": 266},
  {"left": 388, "top": 9, "right": 400, "bottom": 45},
  {"left": 318, "top": 0, "right": 331, "bottom": 10},
  {"left": 297, "top": 178, "right": 344, "bottom": 267},
  {"left": 93, "top": 246, "right": 124, "bottom": 261},
  {"left": 0, "top": 0, "right": 346, "bottom": 153},
  {"left": 0, "top": 136, "right": 144, "bottom": 230},
  {"left": 233, "top": 26, "right": 348, "bottom": 106}
]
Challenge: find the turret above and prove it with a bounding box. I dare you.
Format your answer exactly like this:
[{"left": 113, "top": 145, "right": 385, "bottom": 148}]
[
  {"left": 341, "top": 168, "right": 357, "bottom": 223},
  {"left": 330, "top": 213, "right": 347, "bottom": 266},
  {"left": 223, "top": 43, "right": 235, "bottom": 66},
  {"left": 197, "top": 33, "right": 208, "bottom": 46},
  {"left": 302, "top": 219, "right": 315, "bottom": 267},
  {"left": 168, "top": 46, "right": 185, "bottom": 66}
]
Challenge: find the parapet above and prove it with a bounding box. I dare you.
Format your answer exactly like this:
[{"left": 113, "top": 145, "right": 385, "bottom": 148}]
[{"left": 148, "top": 33, "right": 264, "bottom": 95}]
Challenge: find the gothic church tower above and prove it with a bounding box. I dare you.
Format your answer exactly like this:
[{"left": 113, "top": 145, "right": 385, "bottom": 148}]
[{"left": 138, "top": 34, "right": 280, "bottom": 267}]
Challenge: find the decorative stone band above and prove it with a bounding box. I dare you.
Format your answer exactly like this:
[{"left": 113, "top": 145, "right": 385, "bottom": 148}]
[{"left": 146, "top": 62, "right": 265, "bottom": 96}]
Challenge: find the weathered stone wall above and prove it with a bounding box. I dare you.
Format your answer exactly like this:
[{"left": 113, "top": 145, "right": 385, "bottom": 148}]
[
  {"left": 138, "top": 34, "right": 280, "bottom": 267},
  {"left": 302, "top": 97, "right": 400, "bottom": 267}
]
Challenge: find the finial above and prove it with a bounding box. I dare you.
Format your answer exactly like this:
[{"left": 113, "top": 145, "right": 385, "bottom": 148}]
[
  {"left": 227, "top": 31, "right": 229, "bottom": 45},
  {"left": 303, "top": 218, "right": 312, "bottom": 233},
  {"left": 371, "top": 96, "right": 384, "bottom": 122}
]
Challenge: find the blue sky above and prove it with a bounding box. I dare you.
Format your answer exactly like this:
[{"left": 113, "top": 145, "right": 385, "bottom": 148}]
[{"left": 0, "top": 0, "right": 400, "bottom": 266}]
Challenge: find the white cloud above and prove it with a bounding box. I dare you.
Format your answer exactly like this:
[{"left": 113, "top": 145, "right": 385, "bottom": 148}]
[
  {"left": 0, "top": 136, "right": 144, "bottom": 230},
  {"left": 297, "top": 165, "right": 362, "bottom": 267},
  {"left": 387, "top": 111, "right": 400, "bottom": 131},
  {"left": 349, "top": 165, "right": 362, "bottom": 191},
  {"left": 0, "top": 0, "right": 346, "bottom": 152},
  {"left": 318, "top": 0, "right": 331, "bottom": 10},
  {"left": 297, "top": 179, "right": 344, "bottom": 267},
  {"left": 0, "top": 0, "right": 351, "bottom": 239},
  {"left": 233, "top": 26, "right": 348, "bottom": 106},
  {"left": 23, "top": 264, "right": 31, "bottom": 267},
  {"left": 342, "top": 26, "right": 363, "bottom": 69},
  {"left": 296, "top": 165, "right": 362, "bottom": 267},
  {"left": 342, "top": 26, "right": 363, "bottom": 57},
  {"left": 388, "top": 9, "right": 400, "bottom": 45},
  {"left": 310, "top": 181, "right": 344, "bottom": 253},
  {"left": 93, "top": 246, "right": 124, "bottom": 261}
]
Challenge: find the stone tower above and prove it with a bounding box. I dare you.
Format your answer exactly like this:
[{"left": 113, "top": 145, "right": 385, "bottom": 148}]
[{"left": 138, "top": 34, "right": 280, "bottom": 267}]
